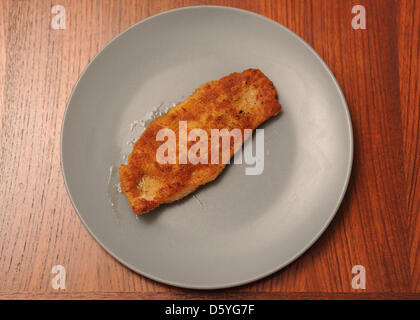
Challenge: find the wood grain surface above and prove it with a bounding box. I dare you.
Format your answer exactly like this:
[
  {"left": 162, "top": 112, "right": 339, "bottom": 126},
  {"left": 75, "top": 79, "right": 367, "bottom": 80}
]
[{"left": 0, "top": 0, "right": 418, "bottom": 299}]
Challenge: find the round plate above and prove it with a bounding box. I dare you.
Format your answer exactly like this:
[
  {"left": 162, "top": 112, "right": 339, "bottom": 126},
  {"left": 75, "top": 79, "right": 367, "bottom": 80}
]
[{"left": 61, "top": 6, "right": 353, "bottom": 289}]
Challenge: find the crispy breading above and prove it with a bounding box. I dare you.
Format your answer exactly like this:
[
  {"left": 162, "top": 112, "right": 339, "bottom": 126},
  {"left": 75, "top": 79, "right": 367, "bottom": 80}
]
[{"left": 119, "top": 69, "right": 282, "bottom": 214}]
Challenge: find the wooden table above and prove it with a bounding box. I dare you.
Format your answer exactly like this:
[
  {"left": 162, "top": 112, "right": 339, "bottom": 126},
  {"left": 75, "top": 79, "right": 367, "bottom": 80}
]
[{"left": 0, "top": 0, "right": 418, "bottom": 299}]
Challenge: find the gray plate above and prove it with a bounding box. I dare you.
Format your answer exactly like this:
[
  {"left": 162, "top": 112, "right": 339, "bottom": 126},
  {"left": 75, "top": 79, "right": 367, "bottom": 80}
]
[{"left": 61, "top": 6, "right": 353, "bottom": 289}]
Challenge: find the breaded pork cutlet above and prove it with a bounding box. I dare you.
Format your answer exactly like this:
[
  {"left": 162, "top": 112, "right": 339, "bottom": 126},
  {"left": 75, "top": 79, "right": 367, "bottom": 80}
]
[{"left": 119, "top": 69, "right": 282, "bottom": 214}]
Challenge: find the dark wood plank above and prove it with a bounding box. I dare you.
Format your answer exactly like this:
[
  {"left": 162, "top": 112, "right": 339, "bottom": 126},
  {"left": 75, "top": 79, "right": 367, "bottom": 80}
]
[
  {"left": 0, "top": 291, "right": 418, "bottom": 300},
  {"left": 398, "top": 0, "right": 420, "bottom": 293}
]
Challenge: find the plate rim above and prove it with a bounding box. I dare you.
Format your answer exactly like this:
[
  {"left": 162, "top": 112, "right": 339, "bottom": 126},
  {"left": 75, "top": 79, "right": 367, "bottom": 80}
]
[{"left": 60, "top": 5, "right": 354, "bottom": 290}]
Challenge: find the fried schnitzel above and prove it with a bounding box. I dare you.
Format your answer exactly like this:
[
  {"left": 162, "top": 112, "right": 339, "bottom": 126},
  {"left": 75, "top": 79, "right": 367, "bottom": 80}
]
[{"left": 119, "top": 69, "right": 282, "bottom": 214}]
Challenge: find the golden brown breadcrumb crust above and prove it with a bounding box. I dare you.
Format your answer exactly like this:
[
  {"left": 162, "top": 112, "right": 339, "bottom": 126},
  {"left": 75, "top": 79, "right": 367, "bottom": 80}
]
[{"left": 119, "top": 69, "right": 282, "bottom": 214}]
